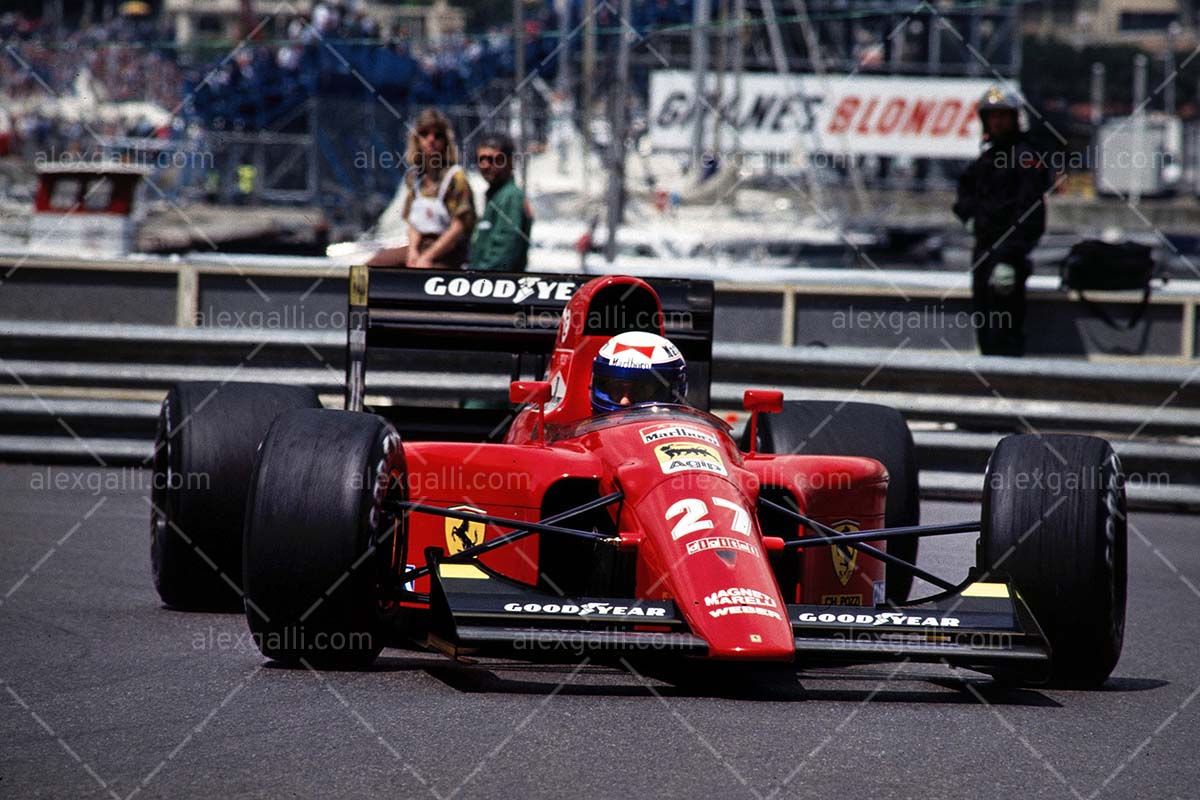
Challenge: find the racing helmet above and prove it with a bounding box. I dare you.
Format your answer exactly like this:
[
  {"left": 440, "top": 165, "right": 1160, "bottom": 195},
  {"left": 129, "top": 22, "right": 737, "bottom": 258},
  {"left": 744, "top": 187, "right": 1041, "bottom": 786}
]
[{"left": 591, "top": 331, "right": 687, "bottom": 413}]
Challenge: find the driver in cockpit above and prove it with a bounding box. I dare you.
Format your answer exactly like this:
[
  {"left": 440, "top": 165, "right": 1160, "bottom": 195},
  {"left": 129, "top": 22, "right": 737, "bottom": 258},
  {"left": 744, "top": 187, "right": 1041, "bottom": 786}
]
[{"left": 590, "top": 331, "right": 688, "bottom": 412}]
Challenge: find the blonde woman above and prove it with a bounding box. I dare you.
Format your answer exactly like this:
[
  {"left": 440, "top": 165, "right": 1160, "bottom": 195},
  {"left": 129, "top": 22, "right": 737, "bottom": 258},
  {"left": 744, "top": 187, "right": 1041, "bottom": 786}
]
[{"left": 369, "top": 109, "right": 475, "bottom": 269}]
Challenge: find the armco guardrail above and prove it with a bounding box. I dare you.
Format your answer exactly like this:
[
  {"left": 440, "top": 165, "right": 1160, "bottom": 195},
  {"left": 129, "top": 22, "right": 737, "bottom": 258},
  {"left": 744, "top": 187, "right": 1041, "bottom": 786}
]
[
  {"left": 2, "top": 253, "right": 1199, "bottom": 360},
  {"left": 3, "top": 321, "right": 1199, "bottom": 427},
  {"left": 0, "top": 320, "right": 1197, "bottom": 511}
]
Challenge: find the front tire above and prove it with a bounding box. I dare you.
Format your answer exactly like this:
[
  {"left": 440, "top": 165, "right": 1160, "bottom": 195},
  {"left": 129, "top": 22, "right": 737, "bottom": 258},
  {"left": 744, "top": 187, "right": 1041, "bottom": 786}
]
[
  {"left": 980, "top": 434, "right": 1127, "bottom": 687},
  {"left": 243, "top": 409, "right": 406, "bottom": 668},
  {"left": 150, "top": 382, "right": 321, "bottom": 611}
]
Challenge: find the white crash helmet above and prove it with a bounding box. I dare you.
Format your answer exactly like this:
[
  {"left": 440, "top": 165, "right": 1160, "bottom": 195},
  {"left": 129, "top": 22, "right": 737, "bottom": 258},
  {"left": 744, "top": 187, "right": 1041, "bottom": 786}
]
[{"left": 590, "top": 331, "right": 688, "bottom": 412}]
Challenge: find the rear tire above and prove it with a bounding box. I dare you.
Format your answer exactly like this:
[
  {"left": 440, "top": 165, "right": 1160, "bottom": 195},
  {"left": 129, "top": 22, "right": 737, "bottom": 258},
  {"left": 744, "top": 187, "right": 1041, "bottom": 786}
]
[
  {"left": 980, "top": 434, "right": 1127, "bottom": 687},
  {"left": 150, "top": 382, "right": 321, "bottom": 611},
  {"left": 243, "top": 409, "right": 406, "bottom": 668},
  {"left": 746, "top": 400, "right": 920, "bottom": 602}
]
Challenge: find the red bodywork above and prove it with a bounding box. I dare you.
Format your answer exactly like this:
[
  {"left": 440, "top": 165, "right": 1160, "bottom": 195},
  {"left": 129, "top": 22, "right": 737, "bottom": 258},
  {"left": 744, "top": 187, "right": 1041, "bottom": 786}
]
[{"left": 397, "top": 276, "right": 887, "bottom": 661}]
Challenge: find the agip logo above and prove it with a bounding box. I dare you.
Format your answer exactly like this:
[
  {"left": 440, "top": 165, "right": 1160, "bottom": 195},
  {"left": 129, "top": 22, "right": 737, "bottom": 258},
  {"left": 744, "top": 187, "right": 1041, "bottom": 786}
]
[{"left": 654, "top": 442, "right": 727, "bottom": 476}]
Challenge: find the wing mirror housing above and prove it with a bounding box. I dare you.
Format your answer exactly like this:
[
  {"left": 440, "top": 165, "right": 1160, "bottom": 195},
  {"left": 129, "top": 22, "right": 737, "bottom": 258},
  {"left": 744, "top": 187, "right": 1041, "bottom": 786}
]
[
  {"left": 510, "top": 380, "right": 552, "bottom": 445},
  {"left": 510, "top": 380, "right": 552, "bottom": 405},
  {"left": 743, "top": 389, "right": 784, "bottom": 456},
  {"left": 744, "top": 389, "right": 784, "bottom": 414}
]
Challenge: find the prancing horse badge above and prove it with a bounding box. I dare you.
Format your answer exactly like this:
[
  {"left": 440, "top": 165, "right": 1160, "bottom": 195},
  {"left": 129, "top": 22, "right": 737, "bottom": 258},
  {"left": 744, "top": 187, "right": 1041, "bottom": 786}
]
[
  {"left": 830, "top": 519, "right": 861, "bottom": 586},
  {"left": 445, "top": 506, "right": 486, "bottom": 554}
]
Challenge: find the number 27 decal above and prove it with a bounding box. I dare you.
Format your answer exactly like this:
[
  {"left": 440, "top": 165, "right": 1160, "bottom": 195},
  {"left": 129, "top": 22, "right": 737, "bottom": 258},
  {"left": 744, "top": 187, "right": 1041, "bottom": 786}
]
[{"left": 666, "top": 497, "right": 751, "bottom": 541}]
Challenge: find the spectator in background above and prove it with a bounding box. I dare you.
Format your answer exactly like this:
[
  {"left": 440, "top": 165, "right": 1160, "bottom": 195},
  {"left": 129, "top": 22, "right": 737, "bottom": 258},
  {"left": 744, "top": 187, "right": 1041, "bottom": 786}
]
[
  {"left": 469, "top": 132, "right": 532, "bottom": 272},
  {"left": 369, "top": 108, "right": 475, "bottom": 268}
]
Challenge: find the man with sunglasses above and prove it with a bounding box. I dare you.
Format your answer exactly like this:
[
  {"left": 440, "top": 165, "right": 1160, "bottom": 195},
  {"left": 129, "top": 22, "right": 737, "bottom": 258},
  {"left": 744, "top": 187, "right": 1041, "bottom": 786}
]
[{"left": 469, "top": 132, "right": 533, "bottom": 272}]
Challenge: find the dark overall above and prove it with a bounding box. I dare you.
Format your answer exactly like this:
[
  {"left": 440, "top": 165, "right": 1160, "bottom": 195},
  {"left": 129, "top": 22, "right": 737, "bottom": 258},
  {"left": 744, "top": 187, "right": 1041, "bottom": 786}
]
[{"left": 953, "top": 134, "right": 1048, "bottom": 356}]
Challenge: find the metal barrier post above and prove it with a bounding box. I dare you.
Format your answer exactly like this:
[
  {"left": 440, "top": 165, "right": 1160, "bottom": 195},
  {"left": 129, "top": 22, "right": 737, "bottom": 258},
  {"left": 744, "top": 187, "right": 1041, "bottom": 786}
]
[{"left": 175, "top": 263, "right": 198, "bottom": 328}]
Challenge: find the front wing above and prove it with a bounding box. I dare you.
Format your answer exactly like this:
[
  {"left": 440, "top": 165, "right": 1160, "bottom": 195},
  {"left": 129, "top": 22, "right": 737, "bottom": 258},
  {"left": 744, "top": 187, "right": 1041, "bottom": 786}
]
[{"left": 425, "top": 562, "right": 1051, "bottom": 675}]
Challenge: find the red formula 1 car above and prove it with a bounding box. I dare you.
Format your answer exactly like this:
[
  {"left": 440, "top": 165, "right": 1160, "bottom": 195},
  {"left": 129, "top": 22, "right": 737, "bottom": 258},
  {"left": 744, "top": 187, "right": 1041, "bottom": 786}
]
[{"left": 151, "top": 271, "right": 1127, "bottom": 687}]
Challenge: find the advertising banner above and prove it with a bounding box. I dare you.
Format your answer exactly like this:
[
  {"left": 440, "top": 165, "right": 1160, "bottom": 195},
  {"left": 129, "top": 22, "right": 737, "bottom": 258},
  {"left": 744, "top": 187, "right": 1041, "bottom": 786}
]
[{"left": 649, "top": 71, "right": 1002, "bottom": 159}]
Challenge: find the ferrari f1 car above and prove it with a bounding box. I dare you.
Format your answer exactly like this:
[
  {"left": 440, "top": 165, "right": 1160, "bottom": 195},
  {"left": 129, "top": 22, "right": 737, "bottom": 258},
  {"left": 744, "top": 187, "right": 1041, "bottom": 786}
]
[{"left": 150, "top": 270, "right": 1126, "bottom": 687}]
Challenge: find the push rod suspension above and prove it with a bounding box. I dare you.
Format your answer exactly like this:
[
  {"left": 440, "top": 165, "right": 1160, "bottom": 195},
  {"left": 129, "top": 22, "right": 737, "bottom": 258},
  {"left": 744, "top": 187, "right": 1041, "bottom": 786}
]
[
  {"left": 758, "top": 497, "right": 958, "bottom": 592},
  {"left": 392, "top": 491, "right": 624, "bottom": 584},
  {"left": 781, "top": 520, "right": 981, "bottom": 550}
]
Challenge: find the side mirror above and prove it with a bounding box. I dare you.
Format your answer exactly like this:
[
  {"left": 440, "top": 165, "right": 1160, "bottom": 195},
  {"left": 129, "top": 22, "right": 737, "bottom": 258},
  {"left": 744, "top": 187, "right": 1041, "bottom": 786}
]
[
  {"left": 743, "top": 389, "right": 783, "bottom": 414},
  {"left": 510, "top": 380, "right": 552, "bottom": 405},
  {"left": 742, "top": 389, "right": 783, "bottom": 456}
]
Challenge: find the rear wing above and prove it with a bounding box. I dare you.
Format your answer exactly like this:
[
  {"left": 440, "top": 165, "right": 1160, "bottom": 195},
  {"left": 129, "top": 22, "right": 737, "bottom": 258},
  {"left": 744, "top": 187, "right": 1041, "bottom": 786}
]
[{"left": 345, "top": 267, "right": 715, "bottom": 423}]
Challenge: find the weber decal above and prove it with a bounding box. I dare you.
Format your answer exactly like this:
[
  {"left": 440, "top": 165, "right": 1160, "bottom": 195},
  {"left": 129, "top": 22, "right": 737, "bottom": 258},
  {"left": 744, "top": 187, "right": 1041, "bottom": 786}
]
[
  {"left": 502, "top": 602, "right": 669, "bottom": 617},
  {"left": 796, "top": 611, "right": 961, "bottom": 628},
  {"left": 639, "top": 424, "right": 720, "bottom": 447},
  {"left": 686, "top": 537, "right": 760, "bottom": 557},
  {"left": 709, "top": 606, "right": 783, "bottom": 621},
  {"left": 655, "top": 442, "right": 727, "bottom": 476}
]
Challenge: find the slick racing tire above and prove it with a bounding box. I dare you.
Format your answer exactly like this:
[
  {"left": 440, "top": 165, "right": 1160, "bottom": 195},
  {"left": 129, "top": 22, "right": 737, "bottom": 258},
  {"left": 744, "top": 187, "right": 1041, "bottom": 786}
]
[
  {"left": 151, "top": 382, "right": 321, "bottom": 611},
  {"left": 243, "top": 409, "right": 405, "bottom": 668},
  {"left": 746, "top": 400, "right": 920, "bottom": 602},
  {"left": 980, "top": 434, "right": 1127, "bottom": 688}
]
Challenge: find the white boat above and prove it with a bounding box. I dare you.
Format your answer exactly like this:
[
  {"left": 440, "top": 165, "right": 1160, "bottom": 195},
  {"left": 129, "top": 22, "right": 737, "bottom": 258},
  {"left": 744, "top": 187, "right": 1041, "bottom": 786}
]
[{"left": 24, "top": 162, "right": 150, "bottom": 257}]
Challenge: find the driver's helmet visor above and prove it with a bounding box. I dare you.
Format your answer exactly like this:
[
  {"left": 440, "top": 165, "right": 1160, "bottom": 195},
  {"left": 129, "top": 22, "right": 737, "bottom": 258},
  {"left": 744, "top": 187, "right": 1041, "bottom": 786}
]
[{"left": 592, "top": 373, "right": 677, "bottom": 408}]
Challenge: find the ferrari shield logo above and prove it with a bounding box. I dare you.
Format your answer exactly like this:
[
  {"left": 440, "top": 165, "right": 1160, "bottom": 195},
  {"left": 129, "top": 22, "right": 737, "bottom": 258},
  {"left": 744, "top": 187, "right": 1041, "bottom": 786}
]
[
  {"left": 830, "top": 519, "right": 860, "bottom": 586},
  {"left": 445, "top": 506, "right": 486, "bottom": 554}
]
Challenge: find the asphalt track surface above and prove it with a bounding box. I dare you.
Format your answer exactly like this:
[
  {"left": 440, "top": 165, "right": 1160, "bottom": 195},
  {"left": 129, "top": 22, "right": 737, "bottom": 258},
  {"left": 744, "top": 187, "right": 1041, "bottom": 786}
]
[{"left": 2, "top": 463, "right": 1198, "bottom": 800}]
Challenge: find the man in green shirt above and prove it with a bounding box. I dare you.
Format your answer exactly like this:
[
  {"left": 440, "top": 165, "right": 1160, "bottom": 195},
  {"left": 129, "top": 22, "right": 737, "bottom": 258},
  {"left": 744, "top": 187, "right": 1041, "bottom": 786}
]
[{"left": 469, "top": 132, "right": 533, "bottom": 272}]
